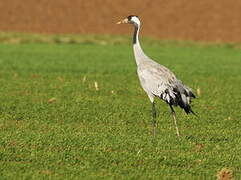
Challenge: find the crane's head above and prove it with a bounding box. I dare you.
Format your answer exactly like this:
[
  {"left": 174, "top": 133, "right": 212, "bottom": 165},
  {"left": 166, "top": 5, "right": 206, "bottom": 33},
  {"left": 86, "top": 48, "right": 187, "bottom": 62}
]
[{"left": 116, "top": 15, "right": 141, "bottom": 27}]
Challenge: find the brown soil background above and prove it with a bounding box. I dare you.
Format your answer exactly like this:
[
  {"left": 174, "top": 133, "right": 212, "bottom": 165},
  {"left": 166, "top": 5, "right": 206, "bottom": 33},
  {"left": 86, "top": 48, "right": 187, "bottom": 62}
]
[{"left": 1, "top": 0, "right": 241, "bottom": 42}]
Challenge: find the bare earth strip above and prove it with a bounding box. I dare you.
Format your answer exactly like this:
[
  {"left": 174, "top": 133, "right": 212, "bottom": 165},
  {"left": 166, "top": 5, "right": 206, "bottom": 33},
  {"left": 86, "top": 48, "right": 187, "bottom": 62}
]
[{"left": 0, "top": 0, "right": 241, "bottom": 43}]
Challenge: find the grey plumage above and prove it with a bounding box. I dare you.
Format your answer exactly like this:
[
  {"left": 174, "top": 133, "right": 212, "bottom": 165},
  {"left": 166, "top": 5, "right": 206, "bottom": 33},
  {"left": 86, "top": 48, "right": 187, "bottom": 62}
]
[
  {"left": 117, "top": 15, "right": 196, "bottom": 137},
  {"left": 138, "top": 59, "right": 195, "bottom": 113}
]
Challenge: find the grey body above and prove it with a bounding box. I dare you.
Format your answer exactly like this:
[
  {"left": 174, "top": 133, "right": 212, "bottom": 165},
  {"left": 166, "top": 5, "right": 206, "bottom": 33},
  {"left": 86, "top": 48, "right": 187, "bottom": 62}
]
[{"left": 133, "top": 31, "right": 195, "bottom": 114}]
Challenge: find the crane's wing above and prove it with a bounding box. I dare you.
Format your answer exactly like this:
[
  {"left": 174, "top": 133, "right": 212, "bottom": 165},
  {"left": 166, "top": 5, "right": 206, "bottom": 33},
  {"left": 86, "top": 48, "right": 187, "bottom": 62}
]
[
  {"left": 138, "top": 62, "right": 196, "bottom": 114},
  {"left": 138, "top": 63, "right": 177, "bottom": 100}
]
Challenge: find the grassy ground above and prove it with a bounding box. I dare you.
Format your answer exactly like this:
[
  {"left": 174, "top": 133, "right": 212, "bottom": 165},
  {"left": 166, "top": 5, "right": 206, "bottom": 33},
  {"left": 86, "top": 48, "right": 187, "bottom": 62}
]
[{"left": 0, "top": 38, "right": 240, "bottom": 179}]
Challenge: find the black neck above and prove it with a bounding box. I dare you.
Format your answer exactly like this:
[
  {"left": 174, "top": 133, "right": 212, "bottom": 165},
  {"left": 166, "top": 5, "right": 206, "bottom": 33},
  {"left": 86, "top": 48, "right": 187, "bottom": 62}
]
[{"left": 133, "top": 25, "right": 138, "bottom": 44}]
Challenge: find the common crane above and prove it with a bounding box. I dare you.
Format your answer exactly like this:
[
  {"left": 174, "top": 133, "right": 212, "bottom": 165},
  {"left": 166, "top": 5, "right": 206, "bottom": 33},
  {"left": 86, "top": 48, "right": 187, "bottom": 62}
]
[{"left": 117, "top": 15, "right": 196, "bottom": 137}]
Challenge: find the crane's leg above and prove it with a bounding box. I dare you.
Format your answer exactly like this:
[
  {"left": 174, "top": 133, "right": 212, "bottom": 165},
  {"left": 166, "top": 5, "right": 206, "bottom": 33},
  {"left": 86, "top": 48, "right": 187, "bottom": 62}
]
[
  {"left": 169, "top": 105, "right": 180, "bottom": 137},
  {"left": 152, "top": 102, "right": 157, "bottom": 137}
]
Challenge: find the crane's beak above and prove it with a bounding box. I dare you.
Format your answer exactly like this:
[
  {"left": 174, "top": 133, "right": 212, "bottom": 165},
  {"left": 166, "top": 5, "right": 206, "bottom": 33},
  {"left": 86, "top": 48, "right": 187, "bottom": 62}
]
[{"left": 116, "top": 18, "right": 128, "bottom": 24}]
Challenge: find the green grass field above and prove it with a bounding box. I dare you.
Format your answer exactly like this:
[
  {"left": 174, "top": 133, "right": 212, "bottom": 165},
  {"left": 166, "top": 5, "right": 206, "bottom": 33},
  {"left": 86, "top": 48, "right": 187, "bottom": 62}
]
[{"left": 0, "top": 38, "right": 240, "bottom": 179}]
